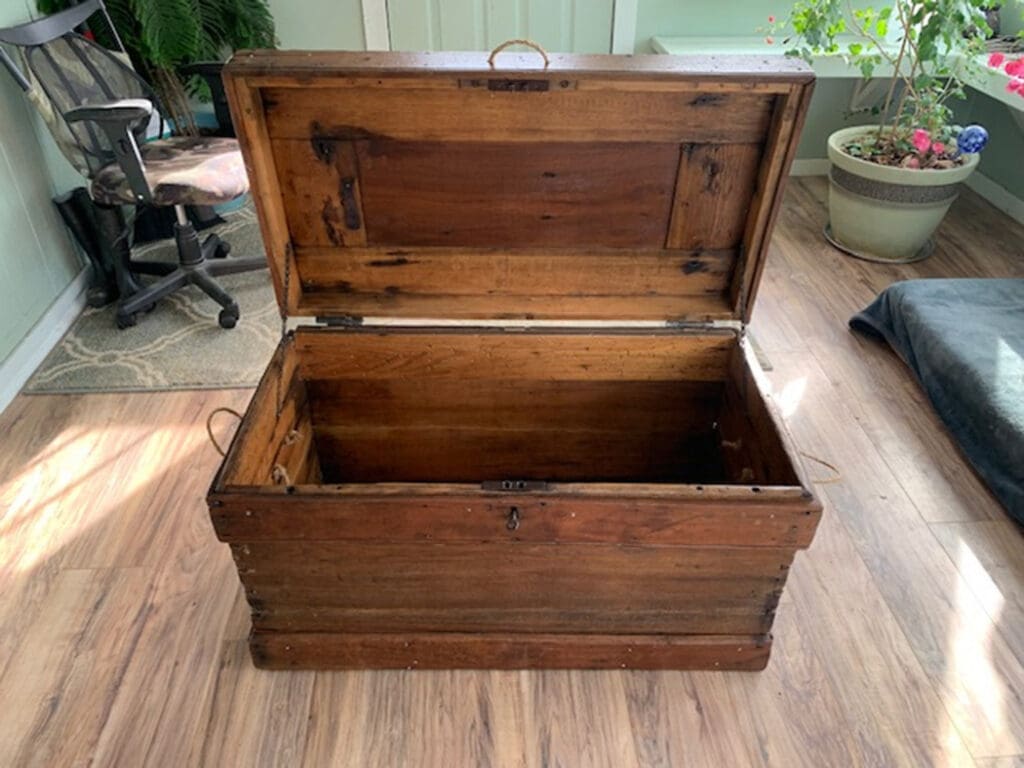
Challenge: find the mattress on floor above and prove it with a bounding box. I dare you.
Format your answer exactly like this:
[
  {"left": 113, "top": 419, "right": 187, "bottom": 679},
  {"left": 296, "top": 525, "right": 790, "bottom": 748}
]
[{"left": 850, "top": 278, "right": 1024, "bottom": 523}]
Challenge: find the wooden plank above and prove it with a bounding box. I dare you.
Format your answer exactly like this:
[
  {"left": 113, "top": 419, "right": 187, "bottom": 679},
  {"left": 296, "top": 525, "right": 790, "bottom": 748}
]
[
  {"left": 778, "top": 513, "right": 981, "bottom": 767},
  {"left": 313, "top": 424, "right": 724, "bottom": 483},
  {"left": 293, "top": 328, "right": 736, "bottom": 382},
  {"left": 262, "top": 87, "right": 777, "bottom": 144},
  {"left": 222, "top": 74, "right": 295, "bottom": 314},
  {"left": 249, "top": 631, "right": 772, "bottom": 670},
  {"left": 245, "top": 74, "right": 800, "bottom": 93},
  {"left": 352, "top": 141, "right": 678, "bottom": 248},
  {"left": 192, "top": 639, "right": 315, "bottom": 768},
  {"left": 732, "top": 82, "right": 814, "bottom": 320},
  {"left": 210, "top": 492, "right": 820, "bottom": 547},
  {"left": 666, "top": 143, "right": 764, "bottom": 250},
  {"left": 243, "top": 574, "right": 783, "bottom": 611},
  {"left": 271, "top": 139, "right": 366, "bottom": 248},
  {"left": 717, "top": 341, "right": 809, "bottom": 488},
  {"left": 215, "top": 339, "right": 307, "bottom": 488},
  {"left": 930, "top": 520, "right": 1024, "bottom": 668},
  {"left": 225, "top": 49, "right": 814, "bottom": 82},
  {"left": 305, "top": 378, "right": 723, "bottom": 432},
  {"left": 251, "top": 604, "right": 774, "bottom": 635},
  {"left": 295, "top": 290, "right": 734, "bottom": 321},
  {"left": 232, "top": 541, "right": 795, "bottom": 603},
  {"left": 0, "top": 569, "right": 151, "bottom": 768},
  {"left": 294, "top": 246, "right": 736, "bottom": 297}
]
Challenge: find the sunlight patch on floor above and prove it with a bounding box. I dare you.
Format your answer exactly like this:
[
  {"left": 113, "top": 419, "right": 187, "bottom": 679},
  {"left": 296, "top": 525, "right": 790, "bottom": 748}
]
[
  {"left": 942, "top": 539, "right": 1007, "bottom": 752},
  {"left": 0, "top": 423, "right": 193, "bottom": 574},
  {"left": 776, "top": 376, "right": 808, "bottom": 419}
]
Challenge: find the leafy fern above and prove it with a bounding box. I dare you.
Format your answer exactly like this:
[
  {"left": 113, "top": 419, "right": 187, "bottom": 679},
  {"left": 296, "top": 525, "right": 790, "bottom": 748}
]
[{"left": 37, "top": 0, "right": 276, "bottom": 133}]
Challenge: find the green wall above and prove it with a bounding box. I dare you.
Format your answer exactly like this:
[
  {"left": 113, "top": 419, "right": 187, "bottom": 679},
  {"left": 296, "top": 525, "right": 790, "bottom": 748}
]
[
  {"left": 956, "top": 92, "right": 1024, "bottom": 200},
  {"left": 0, "top": 0, "right": 83, "bottom": 366},
  {"left": 634, "top": 0, "right": 776, "bottom": 52},
  {"left": 269, "top": 0, "right": 365, "bottom": 49}
]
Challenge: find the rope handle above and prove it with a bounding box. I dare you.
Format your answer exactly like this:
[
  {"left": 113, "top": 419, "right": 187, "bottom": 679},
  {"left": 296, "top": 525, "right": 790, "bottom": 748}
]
[
  {"left": 800, "top": 451, "right": 843, "bottom": 485},
  {"left": 206, "top": 407, "right": 244, "bottom": 457},
  {"left": 488, "top": 39, "right": 550, "bottom": 69},
  {"left": 271, "top": 464, "right": 293, "bottom": 486}
]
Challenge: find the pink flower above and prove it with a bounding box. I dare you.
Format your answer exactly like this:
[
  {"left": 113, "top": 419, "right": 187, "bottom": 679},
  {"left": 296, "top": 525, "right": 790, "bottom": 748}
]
[
  {"left": 1004, "top": 58, "right": 1024, "bottom": 77},
  {"left": 931, "top": 142, "right": 945, "bottom": 154},
  {"left": 1008, "top": 78, "right": 1024, "bottom": 95},
  {"left": 765, "top": 36, "right": 774, "bottom": 44},
  {"left": 904, "top": 156, "right": 920, "bottom": 168},
  {"left": 912, "top": 129, "right": 931, "bottom": 153},
  {"left": 988, "top": 52, "right": 1006, "bottom": 68},
  {"left": 768, "top": 15, "right": 776, "bottom": 22}
]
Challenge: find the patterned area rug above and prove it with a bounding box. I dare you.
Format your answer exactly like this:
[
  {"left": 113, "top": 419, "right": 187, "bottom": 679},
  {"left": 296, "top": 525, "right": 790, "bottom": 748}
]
[{"left": 25, "top": 204, "right": 278, "bottom": 394}]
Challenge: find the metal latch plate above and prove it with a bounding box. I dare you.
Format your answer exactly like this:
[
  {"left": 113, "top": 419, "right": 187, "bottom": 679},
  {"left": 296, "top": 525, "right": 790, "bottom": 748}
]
[{"left": 481, "top": 479, "right": 550, "bottom": 492}]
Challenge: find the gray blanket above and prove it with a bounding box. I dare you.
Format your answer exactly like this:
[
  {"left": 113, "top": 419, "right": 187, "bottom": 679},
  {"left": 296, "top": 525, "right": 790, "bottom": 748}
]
[{"left": 850, "top": 279, "right": 1024, "bottom": 522}]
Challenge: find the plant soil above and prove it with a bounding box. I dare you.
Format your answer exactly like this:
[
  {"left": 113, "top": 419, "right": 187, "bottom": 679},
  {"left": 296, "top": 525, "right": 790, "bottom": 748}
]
[{"left": 843, "top": 139, "right": 966, "bottom": 170}]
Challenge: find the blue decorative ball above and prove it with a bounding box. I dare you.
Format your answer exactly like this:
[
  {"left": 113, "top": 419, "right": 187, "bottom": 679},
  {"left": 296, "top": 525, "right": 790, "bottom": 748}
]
[{"left": 957, "top": 125, "right": 989, "bottom": 154}]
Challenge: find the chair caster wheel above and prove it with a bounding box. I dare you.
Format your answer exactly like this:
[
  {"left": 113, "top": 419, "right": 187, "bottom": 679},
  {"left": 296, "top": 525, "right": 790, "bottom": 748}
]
[
  {"left": 116, "top": 311, "right": 138, "bottom": 329},
  {"left": 214, "top": 241, "right": 231, "bottom": 258},
  {"left": 218, "top": 307, "right": 239, "bottom": 329}
]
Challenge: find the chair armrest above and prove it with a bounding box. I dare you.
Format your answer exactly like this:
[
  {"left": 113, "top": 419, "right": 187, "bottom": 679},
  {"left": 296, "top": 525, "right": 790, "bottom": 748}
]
[
  {"left": 66, "top": 99, "right": 154, "bottom": 203},
  {"left": 65, "top": 98, "right": 153, "bottom": 126}
]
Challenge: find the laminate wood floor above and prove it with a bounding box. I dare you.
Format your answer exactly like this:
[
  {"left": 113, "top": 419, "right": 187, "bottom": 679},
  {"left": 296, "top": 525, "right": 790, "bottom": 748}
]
[{"left": 1, "top": 177, "right": 1022, "bottom": 767}]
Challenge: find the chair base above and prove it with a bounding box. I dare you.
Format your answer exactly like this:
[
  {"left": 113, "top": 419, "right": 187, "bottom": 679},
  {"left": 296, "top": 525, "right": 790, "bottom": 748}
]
[{"left": 116, "top": 218, "right": 266, "bottom": 330}]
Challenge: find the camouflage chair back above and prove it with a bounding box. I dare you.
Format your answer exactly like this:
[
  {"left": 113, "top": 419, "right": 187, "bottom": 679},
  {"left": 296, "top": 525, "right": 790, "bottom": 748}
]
[{"left": 0, "top": 0, "right": 266, "bottom": 330}]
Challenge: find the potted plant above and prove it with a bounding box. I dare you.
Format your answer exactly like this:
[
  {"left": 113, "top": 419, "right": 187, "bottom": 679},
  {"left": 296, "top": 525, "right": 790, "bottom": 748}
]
[
  {"left": 38, "top": 0, "right": 276, "bottom": 136},
  {"left": 770, "top": 0, "right": 1008, "bottom": 261}
]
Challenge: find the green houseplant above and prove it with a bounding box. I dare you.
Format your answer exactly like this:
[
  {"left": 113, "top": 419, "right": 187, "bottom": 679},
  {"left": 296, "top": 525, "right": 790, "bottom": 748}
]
[
  {"left": 38, "top": 0, "right": 276, "bottom": 135},
  {"left": 770, "top": 0, "right": 1000, "bottom": 261}
]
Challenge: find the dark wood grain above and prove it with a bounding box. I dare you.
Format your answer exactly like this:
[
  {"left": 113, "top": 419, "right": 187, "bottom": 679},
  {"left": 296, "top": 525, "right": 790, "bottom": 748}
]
[
  {"left": 225, "top": 49, "right": 814, "bottom": 82},
  {"left": 210, "top": 492, "right": 819, "bottom": 547},
  {"left": 249, "top": 631, "right": 773, "bottom": 670},
  {"left": 667, "top": 143, "right": 764, "bottom": 250},
  {"left": 353, "top": 141, "right": 678, "bottom": 248},
  {"left": 305, "top": 378, "right": 723, "bottom": 432},
  {"left": 312, "top": 426, "right": 725, "bottom": 483},
  {"left": 271, "top": 139, "right": 366, "bottom": 248},
  {"left": 262, "top": 87, "right": 777, "bottom": 144},
  {"left": 251, "top": 605, "right": 776, "bottom": 635},
  {"left": 293, "top": 328, "right": 736, "bottom": 382},
  {"left": 224, "top": 51, "right": 813, "bottom": 323},
  {"left": 294, "top": 247, "right": 736, "bottom": 298}
]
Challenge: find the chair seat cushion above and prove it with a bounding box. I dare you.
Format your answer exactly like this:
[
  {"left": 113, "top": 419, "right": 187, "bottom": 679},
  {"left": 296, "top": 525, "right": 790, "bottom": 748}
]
[{"left": 91, "top": 136, "right": 249, "bottom": 206}]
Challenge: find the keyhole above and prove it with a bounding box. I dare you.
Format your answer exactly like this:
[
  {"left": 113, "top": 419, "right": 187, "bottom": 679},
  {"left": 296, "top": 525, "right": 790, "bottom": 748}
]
[{"left": 506, "top": 506, "right": 520, "bottom": 531}]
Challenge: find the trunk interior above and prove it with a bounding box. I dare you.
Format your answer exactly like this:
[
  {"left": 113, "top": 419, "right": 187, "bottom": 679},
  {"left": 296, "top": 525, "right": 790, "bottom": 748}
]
[{"left": 218, "top": 327, "right": 801, "bottom": 491}]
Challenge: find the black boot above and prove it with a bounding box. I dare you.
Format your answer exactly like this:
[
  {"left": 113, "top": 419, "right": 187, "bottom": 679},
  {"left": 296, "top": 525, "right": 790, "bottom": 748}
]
[
  {"left": 53, "top": 187, "right": 118, "bottom": 307},
  {"left": 92, "top": 201, "right": 144, "bottom": 300}
]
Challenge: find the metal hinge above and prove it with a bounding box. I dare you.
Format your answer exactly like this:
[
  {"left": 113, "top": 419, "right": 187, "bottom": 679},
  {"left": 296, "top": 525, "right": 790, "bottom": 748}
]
[
  {"left": 481, "top": 479, "right": 550, "bottom": 492},
  {"left": 665, "top": 318, "right": 745, "bottom": 338},
  {"left": 316, "top": 315, "right": 364, "bottom": 327}
]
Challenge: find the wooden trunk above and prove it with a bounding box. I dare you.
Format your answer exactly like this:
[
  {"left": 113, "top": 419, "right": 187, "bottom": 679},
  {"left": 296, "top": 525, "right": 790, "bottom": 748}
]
[{"left": 209, "top": 49, "right": 821, "bottom": 670}]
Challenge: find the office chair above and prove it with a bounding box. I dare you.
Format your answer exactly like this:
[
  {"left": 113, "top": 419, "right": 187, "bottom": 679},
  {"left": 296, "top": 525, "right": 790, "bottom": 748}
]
[{"left": 0, "top": 0, "right": 266, "bottom": 329}]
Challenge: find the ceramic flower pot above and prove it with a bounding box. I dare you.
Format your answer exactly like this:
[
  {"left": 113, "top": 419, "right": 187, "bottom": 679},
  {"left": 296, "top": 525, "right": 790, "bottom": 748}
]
[{"left": 826, "top": 125, "right": 980, "bottom": 262}]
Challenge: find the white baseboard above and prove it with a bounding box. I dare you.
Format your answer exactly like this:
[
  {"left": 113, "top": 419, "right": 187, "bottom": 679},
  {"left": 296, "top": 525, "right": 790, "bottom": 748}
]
[
  {"left": 790, "top": 158, "right": 831, "bottom": 176},
  {"left": 0, "top": 267, "right": 89, "bottom": 416},
  {"left": 964, "top": 172, "right": 1024, "bottom": 227}
]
